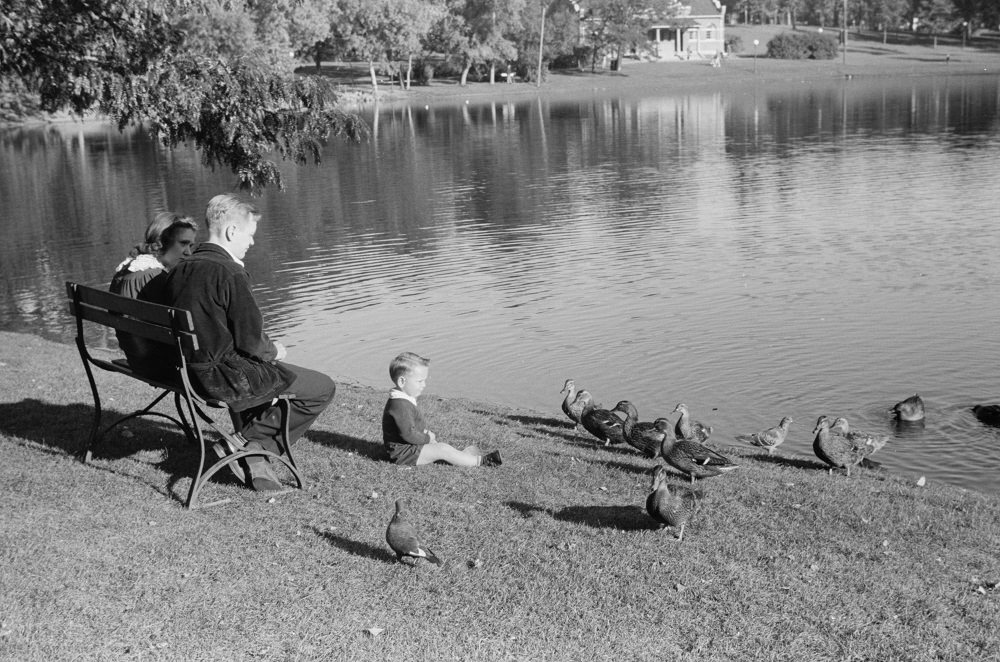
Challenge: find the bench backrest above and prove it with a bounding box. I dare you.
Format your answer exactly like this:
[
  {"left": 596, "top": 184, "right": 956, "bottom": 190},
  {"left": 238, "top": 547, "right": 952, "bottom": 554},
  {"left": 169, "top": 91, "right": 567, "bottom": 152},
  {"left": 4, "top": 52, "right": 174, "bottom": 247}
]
[{"left": 66, "top": 281, "right": 199, "bottom": 355}]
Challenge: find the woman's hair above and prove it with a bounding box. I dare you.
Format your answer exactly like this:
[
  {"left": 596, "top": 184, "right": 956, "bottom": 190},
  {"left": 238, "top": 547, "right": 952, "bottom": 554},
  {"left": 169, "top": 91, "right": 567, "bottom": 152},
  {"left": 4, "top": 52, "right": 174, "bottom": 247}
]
[
  {"left": 159, "top": 217, "right": 199, "bottom": 252},
  {"left": 130, "top": 212, "right": 196, "bottom": 257},
  {"left": 390, "top": 352, "right": 430, "bottom": 382}
]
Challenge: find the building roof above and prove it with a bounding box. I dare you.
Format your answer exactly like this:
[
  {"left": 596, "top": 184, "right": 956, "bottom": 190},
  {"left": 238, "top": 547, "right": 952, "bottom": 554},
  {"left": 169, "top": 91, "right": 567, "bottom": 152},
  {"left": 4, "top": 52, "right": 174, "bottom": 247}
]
[{"left": 684, "top": 0, "right": 723, "bottom": 16}]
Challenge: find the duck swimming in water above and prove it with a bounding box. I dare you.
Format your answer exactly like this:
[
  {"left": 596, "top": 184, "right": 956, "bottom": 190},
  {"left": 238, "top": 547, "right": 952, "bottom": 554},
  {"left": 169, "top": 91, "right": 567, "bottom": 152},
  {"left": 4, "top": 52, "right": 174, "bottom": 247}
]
[{"left": 892, "top": 394, "right": 925, "bottom": 422}]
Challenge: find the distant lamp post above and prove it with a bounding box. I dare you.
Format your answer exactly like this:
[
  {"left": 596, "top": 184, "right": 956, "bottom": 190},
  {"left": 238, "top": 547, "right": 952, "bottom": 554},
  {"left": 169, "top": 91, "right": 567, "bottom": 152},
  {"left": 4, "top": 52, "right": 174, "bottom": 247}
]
[
  {"left": 962, "top": 21, "right": 968, "bottom": 49},
  {"left": 753, "top": 39, "right": 759, "bottom": 73}
]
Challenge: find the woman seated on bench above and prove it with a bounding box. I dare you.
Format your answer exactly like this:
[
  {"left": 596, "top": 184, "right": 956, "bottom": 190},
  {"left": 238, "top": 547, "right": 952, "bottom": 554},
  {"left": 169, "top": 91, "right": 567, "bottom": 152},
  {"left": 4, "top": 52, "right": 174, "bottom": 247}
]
[{"left": 109, "top": 212, "right": 198, "bottom": 377}]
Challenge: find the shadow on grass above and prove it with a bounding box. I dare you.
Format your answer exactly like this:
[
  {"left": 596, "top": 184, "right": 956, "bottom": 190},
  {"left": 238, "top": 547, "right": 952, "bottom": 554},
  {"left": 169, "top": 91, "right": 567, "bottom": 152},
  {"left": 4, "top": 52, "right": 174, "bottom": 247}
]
[
  {"left": 307, "top": 429, "right": 386, "bottom": 462},
  {"left": 748, "top": 453, "right": 828, "bottom": 471},
  {"left": 555, "top": 504, "right": 653, "bottom": 531},
  {"left": 0, "top": 397, "right": 249, "bottom": 503},
  {"left": 310, "top": 527, "right": 396, "bottom": 564},
  {"left": 504, "top": 499, "right": 653, "bottom": 530}
]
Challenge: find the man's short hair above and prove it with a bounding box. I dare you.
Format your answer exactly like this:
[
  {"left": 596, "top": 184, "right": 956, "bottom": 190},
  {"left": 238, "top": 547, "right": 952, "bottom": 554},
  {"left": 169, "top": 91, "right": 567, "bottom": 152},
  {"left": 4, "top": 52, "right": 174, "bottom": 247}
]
[
  {"left": 390, "top": 352, "right": 430, "bottom": 382},
  {"left": 205, "top": 194, "right": 259, "bottom": 234}
]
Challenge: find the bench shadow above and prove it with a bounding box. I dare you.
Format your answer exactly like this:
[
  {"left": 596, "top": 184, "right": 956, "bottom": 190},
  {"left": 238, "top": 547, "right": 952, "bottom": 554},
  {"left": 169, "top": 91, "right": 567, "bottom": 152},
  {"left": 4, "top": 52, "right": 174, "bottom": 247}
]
[
  {"left": 307, "top": 430, "right": 386, "bottom": 461},
  {"left": 0, "top": 398, "right": 252, "bottom": 503},
  {"left": 310, "top": 527, "right": 396, "bottom": 564}
]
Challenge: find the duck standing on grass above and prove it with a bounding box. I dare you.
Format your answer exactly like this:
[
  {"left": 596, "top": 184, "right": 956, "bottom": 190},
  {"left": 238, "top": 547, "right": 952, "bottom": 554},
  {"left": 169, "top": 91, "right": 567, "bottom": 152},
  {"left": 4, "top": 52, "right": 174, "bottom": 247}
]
[
  {"left": 812, "top": 416, "right": 885, "bottom": 477},
  {"left": 736, "top": 416, "right": 793, "bottom": 455},
  {"left": 892, "top": 394, "right": 925, "bottom": 422},
  {"left": 580, "top": 398, "right": 629, "bottom": 446},
  {"left": 829, "top": 417, "right": 890, "bottom": 451},
  {"left": 672, "top": 403, "right": 713, "bottom": 443},
  {"left": 386, "top": 499, "right": 442, "bottom": 566},
  {"left": 646, "top": 465, "right": 697, "bottom": 540},
  {"left": 560, "top": 379, "right": 589, "bottom": 429},
  {"left": 660, "top": 425, "right": 739, "bottom": 482},
  {"left": 622, "top": 409, "right": 672, "bottom": 459}
]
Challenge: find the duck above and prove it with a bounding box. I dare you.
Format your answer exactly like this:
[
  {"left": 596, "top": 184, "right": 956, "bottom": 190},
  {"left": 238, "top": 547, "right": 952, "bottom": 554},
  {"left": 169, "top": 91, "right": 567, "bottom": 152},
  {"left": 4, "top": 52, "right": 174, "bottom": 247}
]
[
  {"left": 829, "top": 417, "right": 890, "bottom": 449},
  {"left": 735, "top": 416, "right": 793, "bottom": 455},
  {"left": 580, "top": 397, "right": 628, "bottom": 446},
  {"left": 385, "top": 499, "right": 442, "bottom": 566},
  {"left": 645, "top": 465, "right": 697, "bottom": 540},
  {"left": 812, "top": 416, "right": 885, "bottom": 477},
  {"left": 621, "top": 407, "right": 671, "bottom": 459},
  {"left": 660, "top": 425, "right": 739, "bottom": 482},
  {"left": 560, "top": 379, "right": 589, "bottom": 426},
  {"left": 672, "top": 403, "right": 713, "bottom": 443},
  {"left": 891, "top": 393, "right": 925, "bottom": 422},
  {"left": 972, "top": 404, "right": 1000, "bottom": 427}
]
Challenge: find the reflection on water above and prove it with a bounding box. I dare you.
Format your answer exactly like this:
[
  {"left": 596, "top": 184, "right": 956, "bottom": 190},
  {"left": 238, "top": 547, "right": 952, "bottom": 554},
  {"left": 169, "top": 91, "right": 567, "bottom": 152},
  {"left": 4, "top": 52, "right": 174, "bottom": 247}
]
[{"left": 2, "top": 74, "right": 1000, "bottom": 495}]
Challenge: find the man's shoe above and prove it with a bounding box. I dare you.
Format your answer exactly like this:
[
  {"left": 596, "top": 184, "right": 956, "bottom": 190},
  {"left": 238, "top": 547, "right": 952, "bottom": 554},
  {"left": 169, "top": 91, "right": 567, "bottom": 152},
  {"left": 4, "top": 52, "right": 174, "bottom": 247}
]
[
  {"left": 246, "top": 457, "right": 283, "bottom": 491},
  {"left": 211, "top": 438, "right": 246, "bottom": 484},
  {"left": 482, "top": 450, "right": 503, "bottom": 467}
]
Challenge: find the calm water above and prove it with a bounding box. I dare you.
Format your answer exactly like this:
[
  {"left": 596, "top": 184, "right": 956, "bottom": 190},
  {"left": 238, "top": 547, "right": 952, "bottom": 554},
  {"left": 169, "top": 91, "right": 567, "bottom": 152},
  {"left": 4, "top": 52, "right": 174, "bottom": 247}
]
[{"left": 2, "top": 74, "right": 1000, "bottom": 495}]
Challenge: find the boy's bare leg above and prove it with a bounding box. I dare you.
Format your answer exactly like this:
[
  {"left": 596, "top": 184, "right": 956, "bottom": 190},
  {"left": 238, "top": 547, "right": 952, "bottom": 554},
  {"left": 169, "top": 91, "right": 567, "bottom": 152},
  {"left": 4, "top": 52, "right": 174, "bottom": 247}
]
[{"left": 416, "top": 443, "right": 481, "bottom": 467}]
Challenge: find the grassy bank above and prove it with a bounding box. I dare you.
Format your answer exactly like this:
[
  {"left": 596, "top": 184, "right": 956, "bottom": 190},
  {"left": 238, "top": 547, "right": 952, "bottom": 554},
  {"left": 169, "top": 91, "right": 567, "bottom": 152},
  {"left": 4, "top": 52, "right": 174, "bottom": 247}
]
[
  {"left": 1, "top": 330, "right": 998, "bottom": 661},
  {"left": 314, "top": 25, "right": 999, "bottom": 109}
]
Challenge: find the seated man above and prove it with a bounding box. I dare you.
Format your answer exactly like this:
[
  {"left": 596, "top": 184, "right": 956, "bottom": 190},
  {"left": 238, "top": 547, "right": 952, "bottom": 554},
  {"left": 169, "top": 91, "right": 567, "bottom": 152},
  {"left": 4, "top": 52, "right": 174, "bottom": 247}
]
[{"left": 162, "top": 194, "right": 336, "bottom": 491}]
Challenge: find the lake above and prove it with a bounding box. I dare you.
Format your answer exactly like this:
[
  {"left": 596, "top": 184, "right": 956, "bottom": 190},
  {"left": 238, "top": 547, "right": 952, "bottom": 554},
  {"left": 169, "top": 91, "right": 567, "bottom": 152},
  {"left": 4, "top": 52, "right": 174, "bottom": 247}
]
[{"left": 2, "top": 73, "right": 999, "bottom": 495}]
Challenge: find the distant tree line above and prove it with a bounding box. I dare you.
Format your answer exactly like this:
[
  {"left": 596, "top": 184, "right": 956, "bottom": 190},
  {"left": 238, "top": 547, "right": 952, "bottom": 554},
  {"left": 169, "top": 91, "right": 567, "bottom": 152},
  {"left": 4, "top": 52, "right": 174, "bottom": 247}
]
[{"left": 729, "top": 0, "right": 999, "bottom": 35}]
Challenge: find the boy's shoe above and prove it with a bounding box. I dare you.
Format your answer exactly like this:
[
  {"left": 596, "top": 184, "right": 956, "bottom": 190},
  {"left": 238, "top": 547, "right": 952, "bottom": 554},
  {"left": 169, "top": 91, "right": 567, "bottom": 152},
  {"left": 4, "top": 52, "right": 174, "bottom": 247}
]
[
  {"left": 482, "top": 450, "right": 503, "bottom": 467},
  {"left": 246, "top": 457, "right": 283, "bottom": 491}
]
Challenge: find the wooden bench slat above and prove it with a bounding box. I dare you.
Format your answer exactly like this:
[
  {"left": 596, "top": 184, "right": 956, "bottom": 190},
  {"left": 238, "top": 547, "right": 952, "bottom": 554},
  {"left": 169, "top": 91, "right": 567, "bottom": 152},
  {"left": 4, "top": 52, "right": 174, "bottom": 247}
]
[{"left": 66, "top": 282, "right": 196, "bottom": 331}]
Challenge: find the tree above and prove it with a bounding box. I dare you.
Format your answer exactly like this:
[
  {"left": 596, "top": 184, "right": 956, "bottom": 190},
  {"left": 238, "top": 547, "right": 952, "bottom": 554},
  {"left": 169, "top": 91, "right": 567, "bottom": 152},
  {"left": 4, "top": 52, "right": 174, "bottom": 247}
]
[
  {"left": 329, "top": 0, "right": 444, "bottom": 93},
  {"left": 512, "top": 0, "right": 582, "bottom": 78},
  {"left": 425, "top": 0, "right": 526, "bottom": 86},
  {"left": 0, "top": 0, "right": 366, "bottom": 192},
  {"left": 580, "top": 0, "right": 679, "bottom": 72}
]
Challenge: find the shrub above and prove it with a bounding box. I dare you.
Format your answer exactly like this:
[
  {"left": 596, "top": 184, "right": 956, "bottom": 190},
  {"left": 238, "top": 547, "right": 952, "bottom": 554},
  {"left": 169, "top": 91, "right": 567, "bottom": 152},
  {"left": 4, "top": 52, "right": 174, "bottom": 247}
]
[
  {"left": 724, "top": 34, "right": 743, "bottom": 54},
  {"left": 766, "top": 31, "right": 839, "bottom": 59}
]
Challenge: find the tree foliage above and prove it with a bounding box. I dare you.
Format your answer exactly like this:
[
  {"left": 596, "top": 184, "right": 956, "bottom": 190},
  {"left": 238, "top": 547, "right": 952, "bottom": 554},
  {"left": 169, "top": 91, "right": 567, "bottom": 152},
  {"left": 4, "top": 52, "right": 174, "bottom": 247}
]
[
  {"left": 580, "top": 0, "right": 680, "bottom": 71},
  {"left": 0, "top": 0, "right": 366, "bottom": 193}
]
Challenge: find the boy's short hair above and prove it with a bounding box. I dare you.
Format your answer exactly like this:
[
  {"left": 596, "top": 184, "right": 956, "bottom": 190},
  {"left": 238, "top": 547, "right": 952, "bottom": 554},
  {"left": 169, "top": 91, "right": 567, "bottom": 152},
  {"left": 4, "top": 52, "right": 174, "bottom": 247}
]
[{"left": 390, "top": 352, "right": 430, "bottom": 382}]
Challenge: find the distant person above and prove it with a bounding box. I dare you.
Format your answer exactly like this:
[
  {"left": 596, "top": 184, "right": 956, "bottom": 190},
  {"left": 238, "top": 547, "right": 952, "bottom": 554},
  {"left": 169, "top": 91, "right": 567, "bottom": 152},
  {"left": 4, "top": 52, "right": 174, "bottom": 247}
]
[
  {"left": 162, "top": 194, "right": 336, "bottom": 491},
  {"left": 109, "top": 212, "right": 197, "bottom": 377},
  {"left": 382, "top": 352, "right": 502, "bottom": 467}
]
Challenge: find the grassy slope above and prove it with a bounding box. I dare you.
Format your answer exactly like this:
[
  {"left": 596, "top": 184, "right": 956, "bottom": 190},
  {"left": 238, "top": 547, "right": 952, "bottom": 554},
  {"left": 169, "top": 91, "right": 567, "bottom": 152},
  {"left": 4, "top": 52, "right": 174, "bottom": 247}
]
[{"left": 0, "top": 331, "right": 998, "bottom": 661}]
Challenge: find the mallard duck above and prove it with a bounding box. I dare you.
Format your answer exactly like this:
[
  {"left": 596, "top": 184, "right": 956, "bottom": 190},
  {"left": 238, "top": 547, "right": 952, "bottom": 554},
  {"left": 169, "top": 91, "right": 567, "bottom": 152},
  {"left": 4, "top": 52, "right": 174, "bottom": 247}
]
[
  {"left": 385, "top": 499, "right": 441, "bottom": 566},
  {"left": 892, "top": 394, "right": 925, "bottom": 422},
  {"left": 660, "top": 425, "right": 738, "bottom": 482},
  {"left": 829, "top": 417, "right": 890, "bottom": 449},
  {"left": 735, "top": 416, "right": 793, "bottom": 455},
  {"left": 646, "top": 465, "right": 697, "bottom": 540},
  {"left": 672, "top": 403, "right": 712, "bottom": 443},
  {"left": 621, "top": 406, "right": 670, "bottom": 458},
  {"left": 972, "top": 404, "right": 1000, "bottom": 427},
  {"left": 812, "top": 416, "right": 885, "bottom": 477},
  {"left": 580, "top": 398, "right": 628, "bottom": 446},
  {"left": 560, "top": 379, "right": 589, "bottom": 426}
]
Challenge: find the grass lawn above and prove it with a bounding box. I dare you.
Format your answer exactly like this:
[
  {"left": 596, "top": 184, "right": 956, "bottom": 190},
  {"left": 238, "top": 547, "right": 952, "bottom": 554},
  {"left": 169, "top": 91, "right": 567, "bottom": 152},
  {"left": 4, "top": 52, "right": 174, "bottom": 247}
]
[
  {"left": 1, "top": 330, "right": 998, "bottom": 661},
  {"left": 309, "top": 24, "right": 999, "bottom": 110}
]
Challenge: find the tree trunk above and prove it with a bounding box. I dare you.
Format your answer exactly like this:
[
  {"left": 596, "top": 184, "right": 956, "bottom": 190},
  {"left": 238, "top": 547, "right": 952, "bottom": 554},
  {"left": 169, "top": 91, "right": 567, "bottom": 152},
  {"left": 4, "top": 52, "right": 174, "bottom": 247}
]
[
  {"left": 460, "top": 62, "right": 471, "bottom": 86},
  {"left": 369, "top": 60, "right": 378, "bottom": 95},
  {"left": 490, "top": 62, "right": 496, "bottom": 84},
  {"left": 406, "top": 54, "right": 412, "bottom": 90}
]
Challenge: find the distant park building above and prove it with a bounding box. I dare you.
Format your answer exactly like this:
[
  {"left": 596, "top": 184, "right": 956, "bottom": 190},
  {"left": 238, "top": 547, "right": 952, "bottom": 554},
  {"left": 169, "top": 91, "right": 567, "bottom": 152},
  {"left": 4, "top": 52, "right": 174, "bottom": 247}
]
[{"left": 648, "top": 0, "right": 726, "bottom": 59}]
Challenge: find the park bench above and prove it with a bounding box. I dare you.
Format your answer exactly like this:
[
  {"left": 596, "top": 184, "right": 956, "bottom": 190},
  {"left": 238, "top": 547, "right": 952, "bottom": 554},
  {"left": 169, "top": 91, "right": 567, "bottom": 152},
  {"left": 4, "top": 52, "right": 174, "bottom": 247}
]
[{"left": 66, "top": 281, "right": 303, "bottom": 508}]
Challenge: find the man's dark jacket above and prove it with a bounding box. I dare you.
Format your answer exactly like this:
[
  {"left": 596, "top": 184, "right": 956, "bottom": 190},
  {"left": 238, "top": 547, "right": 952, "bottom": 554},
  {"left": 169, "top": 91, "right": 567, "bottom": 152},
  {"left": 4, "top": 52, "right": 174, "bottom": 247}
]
[{"left": 161, "top": 243, "right": 294, "bottom": 412}]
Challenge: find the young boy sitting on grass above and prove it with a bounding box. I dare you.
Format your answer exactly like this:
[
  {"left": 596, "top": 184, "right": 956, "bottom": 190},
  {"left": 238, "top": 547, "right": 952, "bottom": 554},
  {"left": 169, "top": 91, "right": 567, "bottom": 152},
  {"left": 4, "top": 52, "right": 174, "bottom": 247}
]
[{"left": 382, "top": 352, "right": 502, "bottom": 467}]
